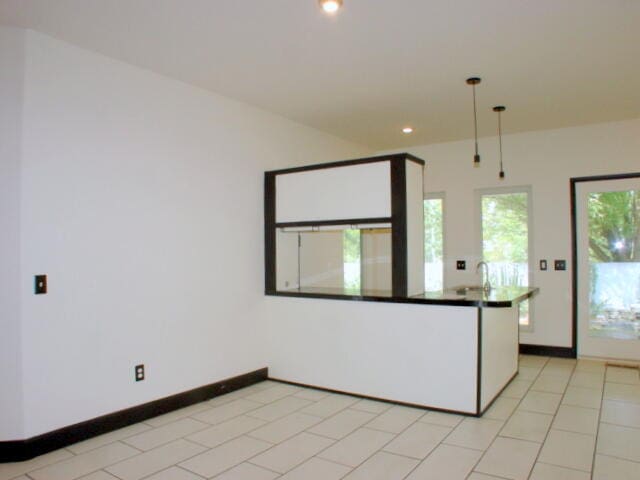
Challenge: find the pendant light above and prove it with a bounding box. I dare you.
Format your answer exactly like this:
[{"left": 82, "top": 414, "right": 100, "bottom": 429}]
[
  {"left": 466, "top": 77, "right": 481, "bottom": 166},
  {"left": 493, "top": 106, "right": 506, "bottom": 179}
]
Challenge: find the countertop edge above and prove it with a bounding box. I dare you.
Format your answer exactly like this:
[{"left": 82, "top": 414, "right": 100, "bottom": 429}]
[{"left": 265, "top": 287, "right": 539, "bottom": 308}]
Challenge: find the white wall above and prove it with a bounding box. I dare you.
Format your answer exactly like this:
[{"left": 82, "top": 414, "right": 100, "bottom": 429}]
[
  {"left": 382, "top": 118, "right": 640, "bottom": 347},
  {"left": 4, "top": 29, "right": 368, "bottom": 440},
  {"left": 0, "top": 26, "right": 25, "bottom": 441}
]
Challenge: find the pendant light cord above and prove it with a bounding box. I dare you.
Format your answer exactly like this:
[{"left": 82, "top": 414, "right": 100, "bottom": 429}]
[
  {"left": 473, "top": 85, "right": 479, "bottom": 158},
  {"left": 466, "top": 77, "right": 481, "bottom": 165},
  {"left": 498, "top": 110, "right": 503, "bottom": 172},
  {"left": 493, "top": 105, "right": 506, "bottom": 179}
]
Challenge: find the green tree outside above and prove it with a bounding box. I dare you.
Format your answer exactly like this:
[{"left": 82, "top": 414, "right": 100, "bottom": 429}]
[{"left": 588, "top": 190, "right": 640, "bottom": 262}]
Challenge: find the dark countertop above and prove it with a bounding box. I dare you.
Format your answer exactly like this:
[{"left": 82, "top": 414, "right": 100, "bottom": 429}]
[{"left": 268, "top": 285, "right": 539, "bottom": 308}]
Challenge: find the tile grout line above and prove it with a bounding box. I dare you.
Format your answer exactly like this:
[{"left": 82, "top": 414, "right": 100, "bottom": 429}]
[
  {"left": 590, "top": 371, "right": 607, "bottom": 476},
  {"left": 527, "top": 359, "right": 608, "bottom": 477},
  {"left": 309, "top": 404, "right": 435, "bottom": 479},
  {"left": 310, "top": 410, "right": 435, "bottom": 473},
  {"left": 396, "top": 360, "right": 543, "bottom": 480},
  {"left": 467, "top": 356, "right": 549, "bottom": 480},
  {"left": 523, "top": 357, "right": 575, "bottom": 479},
  {"left": 192, "top": 396, "right": 365, "bottom": 477},
  {"left": 176, "top": 385, "right": 372, "bottom": 478}
]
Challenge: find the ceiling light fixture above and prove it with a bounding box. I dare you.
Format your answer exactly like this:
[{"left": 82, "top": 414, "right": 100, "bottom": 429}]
[
  {"left": 319, "top": 0, "right": 343, "bottom": 14},
  {"left": 402, "top": 127, "right": 414, "bottom": 134},
  {"left": 493, "top": 105, "right": 506, "bottom": 179},
  {"left": 466, "top": 77, "right": 482, "bottom": 166}
]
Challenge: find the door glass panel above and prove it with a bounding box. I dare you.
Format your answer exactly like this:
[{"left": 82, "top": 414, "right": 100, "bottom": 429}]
[
  {"left": 481, "top": 191, "right": 530, "bottom": 326},
  {"left": 587, "top": 189, "right": 640, "bottom": 339},
  {"left": 424, "top": 198, "right": 444, "bottom": 292}
]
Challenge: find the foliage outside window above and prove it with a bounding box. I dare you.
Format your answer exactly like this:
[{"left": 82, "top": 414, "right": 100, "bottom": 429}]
[
  {"left": 481, "top": 191, "right": 530, "bottom": 326},
  {"left": 343, "top": 229, "right": 361, "bottom": 290},
  {"left": 424, "top": 198, "right": 444, "bottom": 291},
  {"left": 587, "top": 190, "right": 640, "bottom": 339}
]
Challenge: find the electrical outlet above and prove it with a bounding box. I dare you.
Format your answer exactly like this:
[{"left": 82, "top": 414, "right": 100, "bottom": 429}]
[
  {"left": 135, "top": 364, "right": 145, "bottom": 382},
  {"left": 540, "top": 260, "right": 547, "bottom": 271},
  {"left": 456, "top": 260, "right": 466, "bottom": 270},
  {"left": 554, "top": 260, "right": 567, "bottom": 271},
  {"left": 35, "top": 275, "right": 47, "bottom": 294}
]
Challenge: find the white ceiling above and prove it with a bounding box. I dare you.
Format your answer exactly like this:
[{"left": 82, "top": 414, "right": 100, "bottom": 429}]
[{"left": 1, "top": 0, "right": 639, "bottom": 150}]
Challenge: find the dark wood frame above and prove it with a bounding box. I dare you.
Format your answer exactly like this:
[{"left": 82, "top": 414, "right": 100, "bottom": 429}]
[
  {"left": 264, "top": 153, "right": 425, "bottom": 298},
  {"left": 570, "top": 172, "right": 640, "bottom": 358}
]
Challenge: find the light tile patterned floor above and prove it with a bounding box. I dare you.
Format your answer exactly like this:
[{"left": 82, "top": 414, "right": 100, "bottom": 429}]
[{"left": 2, "top": 356, "right": 640, "bottom": 480}]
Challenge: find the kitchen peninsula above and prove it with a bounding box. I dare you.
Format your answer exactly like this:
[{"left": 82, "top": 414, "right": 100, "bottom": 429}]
[{"left": 264, "top": 154, "right": 537, "bottom": 415}]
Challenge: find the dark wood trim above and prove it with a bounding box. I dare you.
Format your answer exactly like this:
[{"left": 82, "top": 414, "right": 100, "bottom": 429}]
[
  {"left": 519, "top": 344, "right": 575, "bottom": 358},
  {"left": 269, "top": 377, "right": 478, "bottom": 417},
  {"left": 275, "top": 217, "right": 392, "bottom": 229},
  {"left": 570, "top": 172, "right": 640, "bottom": 183},
  {"left": 570, "top": 178, "right": 578, "bottom": 357},
  {"left": 264, "top": 172, "right": 276, "bottom": 294},
  {"left": 265, "top": 153, "right": 425, "bottom": 176},
  {"left": 0, "top": 368, "right": 268, "bottom": 463},
  {"left": 390, "top": 158, "right": 408, "bottom": 297},
  {"left": 476, "top": 308, "right": 482, "bottom": 415},
  {"left": 569, "top": 172, "right": 640, "bottom": 359}
]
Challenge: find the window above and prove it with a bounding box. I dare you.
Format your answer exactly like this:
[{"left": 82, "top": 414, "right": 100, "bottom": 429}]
[
  {"left": 424, "top": 193, "right": 445, "bottom": 292},
  {"left": 479, "top": 187, "right": 533, "bottom": 328}
]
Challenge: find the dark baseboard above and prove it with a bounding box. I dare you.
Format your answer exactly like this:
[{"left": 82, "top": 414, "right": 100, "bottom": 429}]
[
  {"left": 0, "top": 367, "right": 268, "bottom": 463},
  {"left": 519, "top": 344, "right": 576, "bottom": 358}
]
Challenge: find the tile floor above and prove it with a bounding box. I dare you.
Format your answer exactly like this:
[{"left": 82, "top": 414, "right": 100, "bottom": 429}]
[{"left": 2, "top": 355, "right": 640, "bottom": 480}]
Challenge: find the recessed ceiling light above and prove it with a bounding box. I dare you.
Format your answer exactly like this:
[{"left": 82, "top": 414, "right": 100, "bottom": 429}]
[
  {"left": 319, "top": 0, "right": 343, "bottom": 14},
  {"left": 402, "top": 127, "right": 414, "bottom": 134}
]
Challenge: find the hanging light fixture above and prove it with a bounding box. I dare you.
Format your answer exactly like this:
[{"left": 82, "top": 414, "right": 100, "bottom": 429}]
[
  {"left": 319, "top": 0, "right": 343, "bottom": 14},
  {"left": 493, "top": 106, "right": 506, "bottom": 179},
  {"left": 466, "top": 77, "right": 482, "bottom": 166}
]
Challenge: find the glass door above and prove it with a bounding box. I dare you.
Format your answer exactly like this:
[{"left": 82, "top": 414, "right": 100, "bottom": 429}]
[{"left": 576, "top": 177, "right": 640, "bottom": 360}]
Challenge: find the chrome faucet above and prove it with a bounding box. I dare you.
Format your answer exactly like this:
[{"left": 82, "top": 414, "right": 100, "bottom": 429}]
[{"left": 476, "top": 261, "right": 492, "bottom": 293}]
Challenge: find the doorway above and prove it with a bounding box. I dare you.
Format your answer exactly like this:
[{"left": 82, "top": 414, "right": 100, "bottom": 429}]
[{"left": 573, "top": 174, "right": 640, "bottom": 361}]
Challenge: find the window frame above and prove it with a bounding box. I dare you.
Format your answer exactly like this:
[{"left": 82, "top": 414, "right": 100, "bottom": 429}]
[{"left": 475, "top": 185, "right": 534, "bottom": 332}]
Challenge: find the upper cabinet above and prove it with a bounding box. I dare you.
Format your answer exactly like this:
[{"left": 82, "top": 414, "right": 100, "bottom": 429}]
[{"left": 275, "top": 161, "right": 391, "bottom": 224}]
